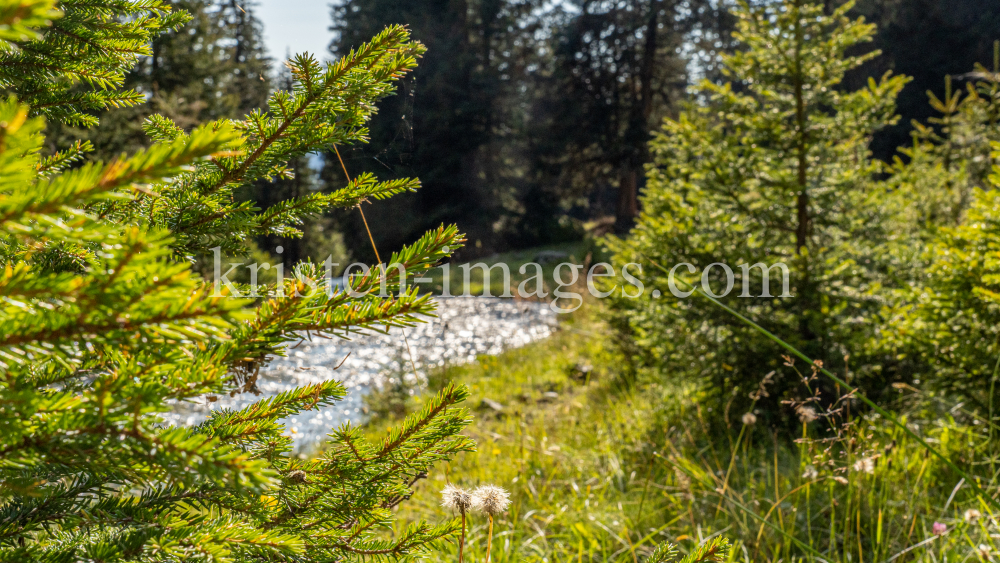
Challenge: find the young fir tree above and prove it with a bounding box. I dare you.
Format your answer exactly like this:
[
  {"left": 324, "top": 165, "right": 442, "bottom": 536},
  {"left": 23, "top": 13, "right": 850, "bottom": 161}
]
[
  {"left": 606, "top": 0, "right": 909, "bottom": 420},
  {"left": 876, "top": 51, "right": 1000, "bottom": 410},
  {"left": 887, "top": 45, "right": 1000, "bottom": 229},
  {"left": 881, "top": 180, "right": 1000, "bottom": 413},
  {"left": 0, "top": 0, "right": 473, "bottom": 560}
]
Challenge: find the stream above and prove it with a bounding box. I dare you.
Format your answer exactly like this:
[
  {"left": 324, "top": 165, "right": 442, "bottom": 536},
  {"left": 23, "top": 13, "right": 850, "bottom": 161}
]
[{"left": 163, "top": 296, "right": 557, "bottom": 452}]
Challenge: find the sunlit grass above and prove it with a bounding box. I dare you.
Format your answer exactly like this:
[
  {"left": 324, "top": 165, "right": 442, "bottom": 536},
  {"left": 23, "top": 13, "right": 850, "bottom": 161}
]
[{"left": 360, "top": 303, "right": 999, "bottom": 563}]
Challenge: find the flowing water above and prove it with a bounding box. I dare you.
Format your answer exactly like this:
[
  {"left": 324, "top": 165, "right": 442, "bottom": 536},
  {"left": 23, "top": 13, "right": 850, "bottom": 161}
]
[{"left": 163, "top": 296, "right": 557, "bottom": 452}]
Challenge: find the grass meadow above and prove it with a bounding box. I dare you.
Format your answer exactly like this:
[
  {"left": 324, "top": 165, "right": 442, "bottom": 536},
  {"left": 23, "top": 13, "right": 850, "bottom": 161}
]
[{"left": 358, "top": 303, "right": 999, "bottom": 563}]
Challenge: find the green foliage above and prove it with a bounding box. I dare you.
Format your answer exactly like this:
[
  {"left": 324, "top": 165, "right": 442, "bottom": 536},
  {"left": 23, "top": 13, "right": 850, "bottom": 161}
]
[
  {"left": 646, "top": 542, "right": 681, "bottom": 563},
  {"left": 0, "top": 0, "right": 58, "bottom": 42},
  {"left": 862, "top": 48, "right": 1000, "bottom": 408},
  {"left": 606, "top": 0, "right": 912, "bottom": 420},
  {"left": 646, "top": 538, "right": 729, "bottom": 563},
  {"left": 0, "top": 0, "right": 190, "bottom": 127},
  {"left": 0, "top": 1, "right": 474, "bottom": 560},
  {"left": 887, "top": 52, "right": 1000, "bottom": 228},
  {"left": 84, "top": 28, "right": 432, "bottom": 260},
  {"left": 43, "top": 0, "right": 273, "bottom": 161},
  {"left": 880, "top": 180, "right": 1000, "bottom": 409}
]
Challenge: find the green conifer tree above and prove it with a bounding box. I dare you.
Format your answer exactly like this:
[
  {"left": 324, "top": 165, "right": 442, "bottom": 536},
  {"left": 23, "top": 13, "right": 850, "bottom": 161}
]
[
  {"left": 876, "top": 51, "right": 1000, "bottom": 410},
  {"left": 44, "top": 0, "right": 273, "bottom": 160},
  {"left": 240, "top": 63, "right": 350, "bottom": 270},
  {"left": 606, "top": 0, "right": 909, "bottom": 419},
  {"left": 881, "top": 184, "right": 1000, "bottom": 412},
  {"left": 328, "top": 0, "right": 551, "bottom": 258},
  {"left": 887, "top": 47, "right": 1000, "bottom": 229},
  {"left": 0, "top": 1, "right": 472, "bottom": 560}
]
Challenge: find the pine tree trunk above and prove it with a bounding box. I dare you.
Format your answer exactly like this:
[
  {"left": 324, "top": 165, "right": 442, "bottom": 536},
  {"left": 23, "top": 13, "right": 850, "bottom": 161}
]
[
  {"left": 615, "top": 166, "right": 640, "bottom": 234},
  {"left": 615, "top": 0, "right": 660, "bottom": 234}
]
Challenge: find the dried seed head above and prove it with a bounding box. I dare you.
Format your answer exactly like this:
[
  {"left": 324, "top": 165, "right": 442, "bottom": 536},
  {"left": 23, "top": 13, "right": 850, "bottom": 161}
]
[
  {"left": 852, "top": 457, "right": 875, "bottom": 474},
  {"left": 288, "top": 470, "right": 308, "bottom": 484},
  {"left": 964, "top": 509, "right": 982, "bottom": 524},
  {"left": 441, "top": 484, "right": 473, "bottom": 513},
  {"left": 472, "top": 485, "right": 511, "bottom": 517},
  {"left": 796, "top": 405, "right": 818, "bottom": 424},
  {"left": 801, "top": 465, "right": 818, "bottom": 480},
  {"left": 673, "top": 467, "right": 691, "bottom": 489},
  {"left": 741, "top": 412, "right": 757, "bottom": 426}
]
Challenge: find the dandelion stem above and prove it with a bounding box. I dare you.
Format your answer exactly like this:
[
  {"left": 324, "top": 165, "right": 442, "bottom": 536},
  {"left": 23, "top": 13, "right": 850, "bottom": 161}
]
[
  {"left": 485, "top": 515, "right": 495, "bottom": 563},
  {"left": 459, "top": 511, "right": 466, "bottom": 563}
]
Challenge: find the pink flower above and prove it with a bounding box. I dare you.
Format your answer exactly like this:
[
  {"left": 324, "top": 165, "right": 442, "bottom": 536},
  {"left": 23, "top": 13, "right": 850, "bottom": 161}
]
[{"left": 933, "top": 522, "right": 947, "bottom": 536}]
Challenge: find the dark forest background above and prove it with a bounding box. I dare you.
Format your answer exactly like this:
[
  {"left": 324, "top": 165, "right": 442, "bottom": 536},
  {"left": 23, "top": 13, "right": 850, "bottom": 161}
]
[{"left": 53, "top": 0, "right": 1000, "bottom": 265}]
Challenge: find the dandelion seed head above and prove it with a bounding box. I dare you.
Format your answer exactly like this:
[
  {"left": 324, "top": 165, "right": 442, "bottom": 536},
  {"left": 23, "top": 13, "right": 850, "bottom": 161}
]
[
  {"left": 441, "top": 484, "right": 473, "bottom": 513},
  {"left": 964, "top": 509, "right": 982, "bottom": 524},
  {"left": 852, "top": 457, "right": 875, "bottom": 474},
  {"left": 473, "top": 484, "right": 511, "bottom": 517},
  {"left": 742, "top": 412, "right": 757, "bottom": 425},
  {"left": 796, "top": 405, "right": 818, "bottom": 424}
]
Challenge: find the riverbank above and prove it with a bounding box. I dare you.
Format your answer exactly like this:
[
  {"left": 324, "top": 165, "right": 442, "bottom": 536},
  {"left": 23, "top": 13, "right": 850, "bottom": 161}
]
[{"left": 359, "top": 303, "right": 995, "bottom": 563}]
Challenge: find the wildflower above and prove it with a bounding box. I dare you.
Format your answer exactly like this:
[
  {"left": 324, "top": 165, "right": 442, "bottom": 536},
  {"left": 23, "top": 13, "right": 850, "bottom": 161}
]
[
  {"left": 933, "top": 522, "right": 947, "bottom": 536},
  {"left": 802, "top": 465, "right": 818, "bottom": 480},
  {"left": 442, "top": 485, "right": 474, "bottom": 563},
  {"left": 964, "top": 509, "right": 982, "bottom": 524},
  {"left": 473, "top": 484, "right": 511, "bottom": 517},
  {"left": 473, "top": 485, "right": 511, "bottom": 563},
  {"left": 852, "top": 457, "right": 875, "bottom": 474},
  {"left": 441, "top": 484, "right": 473, "bottom": 513},
  {"left": 796, "top": 405, "right": 818, "bottom": 424},
  {"left": 742, "top": 412, "right": 757, "bottom": 426},
  {"left": 832, "top": 476, "right": 849, "bottom": 485}
]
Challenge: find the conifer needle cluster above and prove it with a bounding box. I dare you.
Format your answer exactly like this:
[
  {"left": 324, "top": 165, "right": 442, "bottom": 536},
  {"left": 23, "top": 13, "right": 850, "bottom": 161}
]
[{"left": 0, "top": 1, "right": 474, "bottom": 561}]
